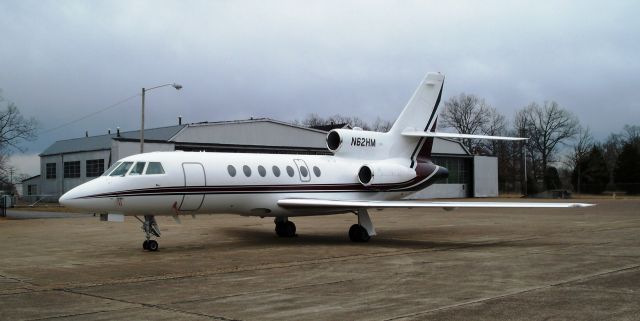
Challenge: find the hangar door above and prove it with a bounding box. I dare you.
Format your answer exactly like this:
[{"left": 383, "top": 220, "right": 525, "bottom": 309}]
[
  {"left": 473, "top": 156, "right": 498, "bottom": 197},
  {"left": 180, "top": 163, "right": 205, "bottom": 211}
]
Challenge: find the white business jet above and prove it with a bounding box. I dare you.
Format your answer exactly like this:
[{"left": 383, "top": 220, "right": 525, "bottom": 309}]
[{"left": 59, "top": 72, "right": 592, "bottom": 251}]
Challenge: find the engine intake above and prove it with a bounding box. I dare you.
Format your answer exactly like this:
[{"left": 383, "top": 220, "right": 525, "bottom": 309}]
[
  {"left": 356, "top": 162, "right": 416, "bottom": 186},
  {"left": 358, "top": 165, "right": 373, "bottom": 185},
  {"left": 327, "top": 130, "right": 342, "bottom": 152},
  {"left": 325, "top": 129, "right": 386, "bottom": 156}
]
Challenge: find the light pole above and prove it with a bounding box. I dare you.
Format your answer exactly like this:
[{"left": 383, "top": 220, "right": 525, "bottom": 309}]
[
  {"left": 140, "top": 83, "right": 182, "bottom": 153},
  {"left": 519, "top": 128, "right": 527, "bottom": 196}
]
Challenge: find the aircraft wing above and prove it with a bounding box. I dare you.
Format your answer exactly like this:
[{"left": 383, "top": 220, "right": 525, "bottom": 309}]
[
  {"left": 401, "top": 131, "right": 527, "bottom": 141},
  {"left": 278, "top": 199, "right": 594, "bottom": 210}
]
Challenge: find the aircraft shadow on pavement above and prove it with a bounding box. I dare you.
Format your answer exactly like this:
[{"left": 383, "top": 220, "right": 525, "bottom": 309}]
[{"left": 212, "top": 226, "right": 559, "bottom": 251}]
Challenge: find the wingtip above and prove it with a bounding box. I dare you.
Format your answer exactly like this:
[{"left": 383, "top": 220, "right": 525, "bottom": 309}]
[{"left": 571, "top": 203, "right": 596, "bottom": 208}]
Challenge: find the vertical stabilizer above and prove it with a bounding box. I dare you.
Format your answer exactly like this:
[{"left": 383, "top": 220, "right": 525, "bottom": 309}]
[{"left": 387, "top": 72, "right": 444, "bottom": 166}]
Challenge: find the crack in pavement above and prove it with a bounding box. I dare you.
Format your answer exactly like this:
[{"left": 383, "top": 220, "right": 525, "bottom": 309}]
[{"left": 384, "top": 264, "right": 640, "bottom": 321}]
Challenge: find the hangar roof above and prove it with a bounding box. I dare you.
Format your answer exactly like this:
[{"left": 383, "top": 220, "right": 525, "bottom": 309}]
[
  {"left": 40, "top": 125, "right": 185, "bottom": 156},
  {"left": 39, "top": 118, "right": 471, "bottom": 157},
  {"left": 172, "top": 118, "right": 328, "bottom": 149}
]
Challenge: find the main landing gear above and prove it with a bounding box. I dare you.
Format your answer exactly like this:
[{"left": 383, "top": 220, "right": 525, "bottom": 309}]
[
  {"left": 349, "top": 208, "right": 376, "bottom": 243},
  {"left": 274, "top": 217, "right": 297, "bottom": 237},
  {"left": 136, "top": 215, "right": 161, "bottom": 251}
]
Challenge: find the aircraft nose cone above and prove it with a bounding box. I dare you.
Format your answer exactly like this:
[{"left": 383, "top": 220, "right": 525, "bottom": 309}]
[
  {"left": 58, "top": 193, "right": 68, "bottom": 206},
  {"left": 59, "top": 189, "right": 76, "bottom": 207},
  {"left": 59, "top": 185, "right": 86, "bottom": 209}
]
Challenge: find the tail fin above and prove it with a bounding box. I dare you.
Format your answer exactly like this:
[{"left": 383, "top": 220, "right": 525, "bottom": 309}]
[{"left": 387, "top": 72, "right": 445, "bottom": 166}]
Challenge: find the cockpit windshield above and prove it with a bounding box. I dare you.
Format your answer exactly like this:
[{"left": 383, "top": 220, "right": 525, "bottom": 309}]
[
  {"left": 102, "top": 162, "right": 122, "bottom": 176},
  {"left": 109, "top": 162, "right": 133, "bottom": 176},
  {"left": 145, "top": 162, "right": 165, "bottom": 174},
  {"left": 129, "top": 162, "right": 146, "bottom": 175},
  {"left": 102, "top": 161, "right": 164, "bottom": 177}
]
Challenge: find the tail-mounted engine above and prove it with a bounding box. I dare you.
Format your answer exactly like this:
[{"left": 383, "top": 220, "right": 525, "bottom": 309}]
[
  {"left": 357, "top": 162, "right": 416, "bottom": 186},
  {"left": 326, "top": 129, "right": 387, "bottom": 158}
]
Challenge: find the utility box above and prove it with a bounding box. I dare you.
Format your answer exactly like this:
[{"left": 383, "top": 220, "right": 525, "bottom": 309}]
[
  {"left": 1, "top": 195, "right": 13, "bottom": 208},
  {"left": 473, "top": 156, "right": 498, "bottom": 197}
]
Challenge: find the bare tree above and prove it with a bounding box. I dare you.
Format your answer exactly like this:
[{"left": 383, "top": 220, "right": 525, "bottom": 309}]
[
  {"left": 299, "top": 113, "right": 392, "bottom": 133},
  {"left": 479, "top": 109, "right": 508, "bottom": 154},
  {"left": 518, "top": 101, "right": 579, "bottom": 188},
  {"left": 440, "top": 93, "right": 492, "bottom": 152},
  {"left": 602, "top": 133, "right": 623, "bottom": 187},
  {"left": 565, "top": 126, "right": 594, "bottom": 169},
  {"left": 564, "top": 126, "right": 594, "bottom": 193},
  {"left": 622, "top": 124, "right": 640, "bottom": 147},
  {"left": 371, "top": 117, "right": 393, "bottom": 132},
  {"left": 300, "top": 113, "right": 326, "bottom": 128},
  {"left": 0, "top": 92, "right": 39, "bottom": 181}
]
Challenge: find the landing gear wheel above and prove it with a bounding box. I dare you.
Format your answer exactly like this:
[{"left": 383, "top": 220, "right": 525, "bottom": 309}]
[
  {"left": 147, "top": 240, "right": 159, "bottom": 251},
  {"left": 275, "top": 220, "right": 297, "bottom": 237},
  {"left": 349, "top": 224, "right": 370, "bottom": 242},
  {"left": 136, "top": 215, "right": 161, "bottom": 252}
]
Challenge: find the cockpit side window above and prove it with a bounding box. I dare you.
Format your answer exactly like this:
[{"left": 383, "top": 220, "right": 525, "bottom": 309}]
[
  {"left": 145, "top": 162, "right": 165, "bottom": 175},
  {"left": 102, "top": 162, "right": 122, "bottom": 176},
  {"left": 129, "top": 162, "right": 146, "bottom": 176},
  {"left": 109, "top": 162, "right": 133, "bottom": 176}
]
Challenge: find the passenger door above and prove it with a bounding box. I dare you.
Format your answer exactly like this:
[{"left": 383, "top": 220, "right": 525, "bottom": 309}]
[
  {"left": 180, "top": 163, "right": 205, "bottom": 211},
  {"left": 293, "top": 159, "right": 311, "bottom": 182}
]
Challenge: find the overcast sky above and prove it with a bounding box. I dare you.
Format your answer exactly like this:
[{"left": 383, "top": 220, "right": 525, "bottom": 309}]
[{"left": 1, "top": 0, "right": 639, "bottom": 176}]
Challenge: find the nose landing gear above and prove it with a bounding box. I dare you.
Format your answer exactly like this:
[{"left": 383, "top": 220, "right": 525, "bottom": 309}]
[{"left": 136, "top": 215, "right": 161, "bottom": 251}]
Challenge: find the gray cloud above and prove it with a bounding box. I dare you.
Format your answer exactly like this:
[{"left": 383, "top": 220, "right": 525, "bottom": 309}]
[{"left": 1, "top": 0, "right": 639, "bottom": 175}]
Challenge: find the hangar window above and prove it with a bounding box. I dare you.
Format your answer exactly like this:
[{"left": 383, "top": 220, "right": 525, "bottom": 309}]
[
  {"left": 63, "top": 161, "right": 81, "bottom": 178},
  {"left": 46, "top": 163, "right": 57, "bottom": 179},
  {"left": 243, "top": 165, "right": 252, "bottom": 177},
  {"left": 103, "top": 162, "right": 121, "bottom": 176},
  {"left": 286, "top": 166, "right": 295, "bottom": 177},
  {"left": 258, "top": 165, "right": 266, "bottom": 177},
  {"left": 431, "top": 157, "right": 469, "bottom": 184},
  {"left": 313, "top": 166, "right": 321, "bottom": 177},
  {"left": 272, "top": 166, "right": 281, "bottom": 177},
  {"left": 227, "top": 165, "right": 237, "bottom": 177},
  {"left": 129, "top": 162, "right": 146, "bottom": 176},
  {"left": 86, "top": 159, "right": 105, "bottom": 177},
  {"left": 145, "top": 162, "right": 165, "bottom": 175},
  {"left": 109, "top": 162, "right": 133, "bottom": 176},
  {"left": 299, "top": 166, "right": 308, "bottom": 178},
  {"left": 27, "top": 184, "right": 37, "bottom": 195}
]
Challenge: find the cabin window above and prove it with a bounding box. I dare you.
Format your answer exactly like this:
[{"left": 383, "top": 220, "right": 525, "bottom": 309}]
[
  {"left": 300, "top": 166, "right": 308, "bottom": 178},
  {"left": 145, "top": 162, "right": 165, "bottom": 175},
  {"left": 313, "top": 166, "right": 321, "bottom": 177},
  {"left": 103, "top": 162, "right": 121, "bottom": 176},
  {"left": 227, "top": 165, "right": 237, "bottom": 177},
  {"left": 272, "top": 166, "right": 281, "bottom": 177},
  {"left": 286, "top": 166, "right": 295, "bottom": 177},
  {"left": 243, "top": 165, "right": 252, "bottom": 177},
  {"left": 109, "top": 162, "right": 133, "bottom": 176},
  {"left": 129, "top": 162, "right": 146, "bottom": 176},
  {"left": 258, "top": 165, "right": 266, "bottom": 177}
]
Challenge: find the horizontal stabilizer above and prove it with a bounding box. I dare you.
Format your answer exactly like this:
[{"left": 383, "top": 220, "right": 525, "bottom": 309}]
[
  {"left": 402, "top": 131, "right": 527, "bottom": 141},
  {"left": 278, "top": 199, "right": 594, "bottom": 210}
]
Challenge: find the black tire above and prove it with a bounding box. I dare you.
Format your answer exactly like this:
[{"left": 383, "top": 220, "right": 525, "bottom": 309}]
[
  {"left": 147, "top": 240, "right": 159, "bottom": 251},
  {"left": 284, "top": 221, "right": 296, "bottom": 237},
  {"left": 349, "top": 224, "right": 370, "bottom": 242},
  {"left": 275, "top": 223, "right": 285, "bottom": 237},
  {"left": 276, "top": 221, "right": 297, "bottom": 237},
  {"left": 142, "top": 240, "right": 149, "bottom": 250}
]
